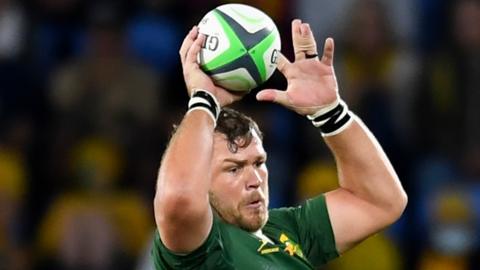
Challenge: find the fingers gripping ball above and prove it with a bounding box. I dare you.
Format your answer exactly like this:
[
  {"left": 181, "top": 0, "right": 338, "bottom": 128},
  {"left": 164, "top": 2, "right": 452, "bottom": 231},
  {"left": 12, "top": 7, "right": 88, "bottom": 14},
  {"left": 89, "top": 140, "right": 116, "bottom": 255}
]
[{"left": 198, "top": 4, "right": 281, "bottom": 92}]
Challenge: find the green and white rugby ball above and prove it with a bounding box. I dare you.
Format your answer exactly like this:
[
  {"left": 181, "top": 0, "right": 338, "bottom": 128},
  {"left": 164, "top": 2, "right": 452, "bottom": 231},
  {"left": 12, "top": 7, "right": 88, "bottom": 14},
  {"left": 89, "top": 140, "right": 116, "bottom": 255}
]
[{"left": 198, "top": 4, "right": 281, "bottom": 92}]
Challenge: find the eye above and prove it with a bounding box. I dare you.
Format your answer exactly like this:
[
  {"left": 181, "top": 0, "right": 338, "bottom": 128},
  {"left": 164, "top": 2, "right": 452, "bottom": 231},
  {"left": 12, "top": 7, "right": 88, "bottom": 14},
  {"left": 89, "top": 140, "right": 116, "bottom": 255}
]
[
  {"left": 255, "top": 160, "right": 265, "bottom": 167},
  {"left": 228, "top": 166, "right": 241, "bottom": 174}
]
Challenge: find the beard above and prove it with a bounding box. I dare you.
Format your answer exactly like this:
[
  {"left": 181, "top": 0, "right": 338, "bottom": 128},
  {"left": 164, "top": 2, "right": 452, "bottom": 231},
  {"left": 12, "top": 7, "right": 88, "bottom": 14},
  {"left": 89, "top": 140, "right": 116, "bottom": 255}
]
[{"left": 209, "top": 191, "right": 268, "bottom": 232}]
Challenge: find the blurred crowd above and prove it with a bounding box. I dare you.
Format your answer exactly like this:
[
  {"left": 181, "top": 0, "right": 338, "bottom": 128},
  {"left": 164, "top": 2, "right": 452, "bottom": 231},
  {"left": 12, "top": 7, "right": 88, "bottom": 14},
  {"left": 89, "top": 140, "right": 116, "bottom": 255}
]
[{"left": 0, "top": 0, "right": 479, "bottom": 269}]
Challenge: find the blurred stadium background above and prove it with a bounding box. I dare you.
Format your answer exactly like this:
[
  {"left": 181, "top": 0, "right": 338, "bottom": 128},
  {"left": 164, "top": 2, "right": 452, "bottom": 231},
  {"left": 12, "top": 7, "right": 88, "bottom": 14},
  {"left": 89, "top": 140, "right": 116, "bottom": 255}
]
[{"left": 0, "top": 0, "right": 479, "bottom": 269}]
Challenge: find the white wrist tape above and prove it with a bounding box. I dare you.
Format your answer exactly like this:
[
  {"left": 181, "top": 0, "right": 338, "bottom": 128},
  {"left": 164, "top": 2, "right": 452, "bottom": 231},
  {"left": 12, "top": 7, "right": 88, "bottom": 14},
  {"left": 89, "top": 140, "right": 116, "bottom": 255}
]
[{"left": 307, "top": 99, "right": 354, "bottom": 136}]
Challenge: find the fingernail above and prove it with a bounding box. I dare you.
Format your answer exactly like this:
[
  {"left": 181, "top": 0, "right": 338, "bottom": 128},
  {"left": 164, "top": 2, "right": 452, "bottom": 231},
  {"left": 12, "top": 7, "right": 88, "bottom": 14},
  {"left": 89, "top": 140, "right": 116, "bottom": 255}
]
[{"left": 304, "top": 23, "right": 310, "bottom": 30}]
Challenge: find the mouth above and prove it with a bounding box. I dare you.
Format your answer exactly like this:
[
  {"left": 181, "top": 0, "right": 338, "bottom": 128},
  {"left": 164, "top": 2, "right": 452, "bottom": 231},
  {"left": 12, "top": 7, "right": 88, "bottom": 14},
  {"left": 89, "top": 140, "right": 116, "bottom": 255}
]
[{"left": 245, "top": 197, "right": 264, "bottom": 209}]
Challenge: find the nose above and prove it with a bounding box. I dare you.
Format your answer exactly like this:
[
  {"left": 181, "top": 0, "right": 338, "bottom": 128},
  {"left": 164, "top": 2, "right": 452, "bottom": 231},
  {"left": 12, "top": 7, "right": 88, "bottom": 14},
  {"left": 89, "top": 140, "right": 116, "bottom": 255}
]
[{"left": 246, "top": 166, "right": 263, "bottom": 190}]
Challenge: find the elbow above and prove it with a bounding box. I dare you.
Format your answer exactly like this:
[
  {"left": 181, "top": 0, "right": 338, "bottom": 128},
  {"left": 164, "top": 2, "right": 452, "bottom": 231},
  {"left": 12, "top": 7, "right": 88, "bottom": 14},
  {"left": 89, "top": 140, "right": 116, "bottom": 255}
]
[
  {"left": 398, "top": 189, "right": 408, "bottom": 214},
  {"left": 385, "top": 188, "right": 408, "bottom": 225}
]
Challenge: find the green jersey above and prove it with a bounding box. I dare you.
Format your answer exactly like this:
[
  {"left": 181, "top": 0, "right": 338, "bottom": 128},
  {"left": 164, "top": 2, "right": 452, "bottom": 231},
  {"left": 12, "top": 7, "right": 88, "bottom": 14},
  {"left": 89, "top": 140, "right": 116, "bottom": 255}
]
[{"left": 152, "top": 195, "right": 338, "bottom": 269}]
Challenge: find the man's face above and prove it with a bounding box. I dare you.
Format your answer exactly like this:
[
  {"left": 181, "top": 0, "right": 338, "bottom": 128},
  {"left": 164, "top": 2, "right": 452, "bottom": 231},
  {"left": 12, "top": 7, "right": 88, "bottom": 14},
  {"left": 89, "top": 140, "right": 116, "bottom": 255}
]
[{"left": 210, "top": 130, "right": 269, "bottom": 232}]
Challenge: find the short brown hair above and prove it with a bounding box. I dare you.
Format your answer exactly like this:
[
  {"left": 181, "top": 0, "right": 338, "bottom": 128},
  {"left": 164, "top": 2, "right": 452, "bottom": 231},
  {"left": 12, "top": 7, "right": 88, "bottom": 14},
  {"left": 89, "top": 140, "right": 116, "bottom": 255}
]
[{"left": 215, "top": 108, "right": 263, "bottom": 153}]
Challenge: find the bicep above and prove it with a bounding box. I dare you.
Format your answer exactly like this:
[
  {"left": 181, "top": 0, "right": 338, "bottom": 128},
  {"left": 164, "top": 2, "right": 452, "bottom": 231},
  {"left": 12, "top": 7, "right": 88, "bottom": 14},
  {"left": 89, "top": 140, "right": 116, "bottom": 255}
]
[
  {"left": 325, "top": 188, "right": 393, "bottom": 254},
  {"left": 153, "top": 210, "right": 225, "bottom": 269},
  {"left": 156, "top": 200, "right": 213, "bottom": 254}
]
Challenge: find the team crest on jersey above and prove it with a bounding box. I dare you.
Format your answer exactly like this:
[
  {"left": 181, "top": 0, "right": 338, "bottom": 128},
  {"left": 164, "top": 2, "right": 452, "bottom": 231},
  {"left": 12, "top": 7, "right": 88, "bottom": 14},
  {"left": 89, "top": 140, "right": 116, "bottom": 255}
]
[
  {"left": 256, "top": 233, "right": 304, "bottom": 257},
  {"left": 279, "top": 233, "right": 304, "bottom": 258}
]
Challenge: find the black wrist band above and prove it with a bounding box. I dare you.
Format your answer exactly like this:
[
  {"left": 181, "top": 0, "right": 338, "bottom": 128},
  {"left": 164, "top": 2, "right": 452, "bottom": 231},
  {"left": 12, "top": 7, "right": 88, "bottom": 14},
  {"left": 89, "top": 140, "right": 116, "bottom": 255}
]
[
  {"left": 192, "top": 90, "right": 219, "bottom": 118},
  {"left": 187, "top": 90, "right": 220, "bottom": 122}
]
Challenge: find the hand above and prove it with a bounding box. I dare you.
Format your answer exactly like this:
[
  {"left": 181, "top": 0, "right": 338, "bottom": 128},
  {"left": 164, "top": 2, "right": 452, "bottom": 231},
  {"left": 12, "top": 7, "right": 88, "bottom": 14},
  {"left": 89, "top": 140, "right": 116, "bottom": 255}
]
[
  {"left": 179, "top": 26, "right": 245, "bottom": 107},
  {"left": 256, "top": 19, "right": 339, "bottom": 115}
]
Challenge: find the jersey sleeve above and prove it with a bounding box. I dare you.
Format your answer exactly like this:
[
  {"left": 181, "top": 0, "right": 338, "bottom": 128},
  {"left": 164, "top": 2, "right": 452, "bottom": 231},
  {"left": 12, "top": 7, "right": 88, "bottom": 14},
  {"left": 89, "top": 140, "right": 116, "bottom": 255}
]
[
  {"left": 151, "top": 216, "right": 228, "bottom": 270},
  {"left": 269, "top": 194, "right": 339, "bottom": 266}
]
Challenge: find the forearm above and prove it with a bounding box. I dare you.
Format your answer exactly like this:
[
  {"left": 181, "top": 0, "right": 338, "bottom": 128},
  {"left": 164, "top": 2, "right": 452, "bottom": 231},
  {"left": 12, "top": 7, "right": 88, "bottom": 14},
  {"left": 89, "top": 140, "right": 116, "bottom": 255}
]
[
  {"left": 156, "top": 110, "right": 214, "bottom": 207},
  {"left": 325, "top": 116, "right": 407, "bottom": 214}
]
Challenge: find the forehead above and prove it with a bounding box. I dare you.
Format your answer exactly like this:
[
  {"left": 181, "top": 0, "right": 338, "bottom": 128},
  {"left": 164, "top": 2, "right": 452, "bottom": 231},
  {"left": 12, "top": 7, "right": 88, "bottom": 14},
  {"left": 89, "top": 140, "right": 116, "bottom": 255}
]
[{"left": 213, "top": 130, "right": 266, "bottom": 160}]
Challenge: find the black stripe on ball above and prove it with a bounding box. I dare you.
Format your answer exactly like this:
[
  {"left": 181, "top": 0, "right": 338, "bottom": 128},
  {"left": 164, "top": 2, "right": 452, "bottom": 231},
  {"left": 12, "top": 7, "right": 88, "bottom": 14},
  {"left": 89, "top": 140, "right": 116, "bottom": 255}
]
[
  {"left": 204, "top": 53, "right": 262, "bottom": 86},
  {"left": 215, "top": 9, "right": 273, "bottom": 50}
]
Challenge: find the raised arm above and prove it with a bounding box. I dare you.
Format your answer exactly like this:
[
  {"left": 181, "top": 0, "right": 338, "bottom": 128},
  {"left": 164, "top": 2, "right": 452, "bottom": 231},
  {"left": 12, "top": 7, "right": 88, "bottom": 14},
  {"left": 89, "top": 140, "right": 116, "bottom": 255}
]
[
  {"left": 256, "top": 19, "right": 407, "bottom": 254},
  {"left": 322, "top": 117, "right": 407, "bottom": 253},
  {"left": 154, "top": 27, "right": 242, "bottom": 253}
]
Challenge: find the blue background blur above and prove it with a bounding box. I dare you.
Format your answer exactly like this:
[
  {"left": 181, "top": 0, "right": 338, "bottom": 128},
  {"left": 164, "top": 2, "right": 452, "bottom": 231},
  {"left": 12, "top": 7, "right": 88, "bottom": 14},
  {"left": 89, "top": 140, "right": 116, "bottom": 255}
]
[{"left": 1, "top": 0, "right": 479, "bottom": 269}]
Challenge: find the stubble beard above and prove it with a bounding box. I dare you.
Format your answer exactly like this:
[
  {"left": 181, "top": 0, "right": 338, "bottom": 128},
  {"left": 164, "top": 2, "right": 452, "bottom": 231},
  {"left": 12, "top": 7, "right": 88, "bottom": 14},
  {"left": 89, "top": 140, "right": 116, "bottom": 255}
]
[{"left": 209, "top": 191, "right": 268, "bottom": 232}]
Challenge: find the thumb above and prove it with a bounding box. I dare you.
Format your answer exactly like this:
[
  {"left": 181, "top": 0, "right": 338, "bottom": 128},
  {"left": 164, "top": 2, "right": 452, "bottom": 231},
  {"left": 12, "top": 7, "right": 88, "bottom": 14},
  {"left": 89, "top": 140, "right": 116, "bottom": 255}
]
[{"left": 256, "top": 89, "right": 290, "bottom": 106}]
